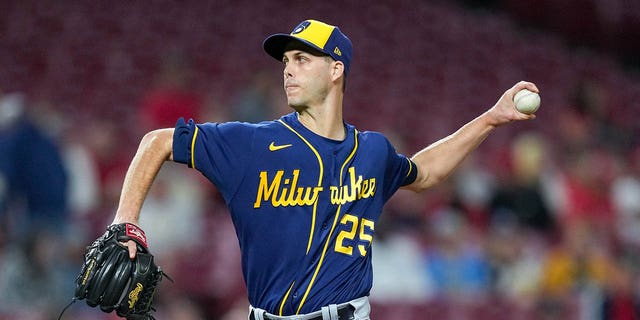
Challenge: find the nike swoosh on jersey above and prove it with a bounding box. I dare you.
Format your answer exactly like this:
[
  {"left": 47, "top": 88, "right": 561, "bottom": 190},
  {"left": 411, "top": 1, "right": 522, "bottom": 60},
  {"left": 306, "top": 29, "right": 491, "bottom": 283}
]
[{"left": 269, "top": 142, "right": 293, "bottom": 151}]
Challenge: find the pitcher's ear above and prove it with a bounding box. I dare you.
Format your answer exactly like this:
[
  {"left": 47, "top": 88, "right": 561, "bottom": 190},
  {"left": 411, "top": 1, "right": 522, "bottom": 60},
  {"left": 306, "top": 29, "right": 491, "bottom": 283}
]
[{"left": 331, "top": 60, "right": 345, "bottom": 81}]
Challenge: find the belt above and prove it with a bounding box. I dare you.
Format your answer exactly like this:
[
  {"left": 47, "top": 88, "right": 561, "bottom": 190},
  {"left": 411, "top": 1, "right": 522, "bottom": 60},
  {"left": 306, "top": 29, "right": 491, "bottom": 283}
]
[{"left": 249, "top": 305, "right": 355, "bottom": 320}]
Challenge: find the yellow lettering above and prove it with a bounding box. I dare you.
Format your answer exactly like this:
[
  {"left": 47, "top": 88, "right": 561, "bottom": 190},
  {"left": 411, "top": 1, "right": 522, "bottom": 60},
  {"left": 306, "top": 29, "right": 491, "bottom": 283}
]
[
  {"left": 329, "top": 167, "right": 377, "bottom": 205},
  {"left": 341, "top": 186, "right": 350, "bottom": 204},
  {"left": 330, "top": 186, "right": 339, "bottom": 205},
  {"left": 128, "top": 283, "right": 143, "bottom": 309},
  {"left": 254, "top": 170, "right": 322, "bottom": 208},
  {"left": 348, "top": 167, "right": 362, "bottom": 201},
  {"left": 335, "top": 214, "right": 358, "bottom": 255},
  {"left": 358, "top": 219, "right": 375, "bottom": 256},
  {"left": 359, "top": 180, "right": 369, "bottom": 198},
  {"left": 254, "top": 170, "right": 283, "bottom": 208},
  {"left": 286, "top": 170, "right": 300, "bottom": 204},
  {"left": 367, "top": 179, "right": 376, "bottom": 197},
  {"left": 303, "top": 186, "right": 323, "bottom": 206},
  {"left": 253, "top": 168, "right": 376, "bottom": 208},
  {"left": 275, "top": 186, "right": 290, "bottom": 207},
  {"left": 81, "top": 258, "right": 96, "bottom": 286}
]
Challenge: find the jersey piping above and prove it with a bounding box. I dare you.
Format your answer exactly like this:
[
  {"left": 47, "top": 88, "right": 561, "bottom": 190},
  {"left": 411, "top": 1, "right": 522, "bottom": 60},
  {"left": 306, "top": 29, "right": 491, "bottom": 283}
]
[
  {"left": 276, "top": 119, "right": 324, "bottom": 313},
  {"left": 190, "top": 125, "right": 199, "bottom": 169},
  {"left": 278, "top": 282, "right": 295, "bottom": 316},
  {"left": 296, "top": 129, "right": 359, "bottom": 314},
  {"left": 405, "top": 158, "right": 414, "bottom": 177},
  {"left": 277, "top": 119, "right": 324, "bottom": 253}
]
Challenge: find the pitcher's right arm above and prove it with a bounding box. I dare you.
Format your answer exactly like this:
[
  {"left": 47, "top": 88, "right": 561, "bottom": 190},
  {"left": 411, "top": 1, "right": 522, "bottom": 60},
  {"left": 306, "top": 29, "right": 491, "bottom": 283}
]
[{"left": 112, "top": 128, "right": 174, "bottom": 258}]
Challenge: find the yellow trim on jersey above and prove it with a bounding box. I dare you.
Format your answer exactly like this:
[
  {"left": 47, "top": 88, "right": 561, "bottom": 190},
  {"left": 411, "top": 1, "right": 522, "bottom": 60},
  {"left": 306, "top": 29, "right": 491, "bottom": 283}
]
[
  {"left": 276, "top": 119, "right": 325, "bottom": 313},
  {"left": 293, "top": 20, "right": 334, "bottom": 50},
  {"left": 190, "top": 126, "right": 199, "bottom": 169},
  {"left": 405, "top": 158, "right": 413, "bottom": 177},
  {"left": 278, "top": 282, "right": 295, "bottom": 316},
  {"left": 277, "top": 119, "right": 323, "bottom": 254},
  {"left": 296, "top": 130, "right": 359, "bottom": 314}
]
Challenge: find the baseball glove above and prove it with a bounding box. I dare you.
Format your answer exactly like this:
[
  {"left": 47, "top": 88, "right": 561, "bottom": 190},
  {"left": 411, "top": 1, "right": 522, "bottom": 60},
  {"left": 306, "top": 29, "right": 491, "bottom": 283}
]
[{"left": 72, "top": 223, "right": 167, "bottom": 319}]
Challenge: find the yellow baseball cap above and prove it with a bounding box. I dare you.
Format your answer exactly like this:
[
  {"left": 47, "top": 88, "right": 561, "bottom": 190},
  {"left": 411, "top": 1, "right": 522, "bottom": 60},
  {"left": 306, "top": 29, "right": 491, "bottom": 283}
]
[{"left": 263, "top": 19, "right": 353, "bottom": 74}]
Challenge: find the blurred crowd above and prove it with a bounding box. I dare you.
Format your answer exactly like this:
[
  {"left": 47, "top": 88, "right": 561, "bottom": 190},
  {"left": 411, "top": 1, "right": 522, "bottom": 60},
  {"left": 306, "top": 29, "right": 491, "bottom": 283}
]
[{"left": 1, "top": 0, "right": 640, "bottom": 319}]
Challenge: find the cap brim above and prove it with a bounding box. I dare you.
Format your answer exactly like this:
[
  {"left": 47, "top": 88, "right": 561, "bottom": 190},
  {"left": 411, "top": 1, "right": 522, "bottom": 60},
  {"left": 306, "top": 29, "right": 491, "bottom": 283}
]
[{"left": 263, "top": 34, "right": 323, "bottom": 61}]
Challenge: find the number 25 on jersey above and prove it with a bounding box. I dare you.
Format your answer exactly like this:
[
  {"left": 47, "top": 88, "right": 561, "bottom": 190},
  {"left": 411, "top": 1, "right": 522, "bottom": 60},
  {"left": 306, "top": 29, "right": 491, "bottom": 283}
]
[{"left": 334, "top": 214, "right": 374, "bottom": 256}]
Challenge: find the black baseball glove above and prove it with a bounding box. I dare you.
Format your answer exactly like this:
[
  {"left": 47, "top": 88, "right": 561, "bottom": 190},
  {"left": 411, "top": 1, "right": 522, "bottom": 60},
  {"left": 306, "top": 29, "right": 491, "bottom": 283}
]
[{"left": 72, "top": 223, "right": 167, "bottom": 319}]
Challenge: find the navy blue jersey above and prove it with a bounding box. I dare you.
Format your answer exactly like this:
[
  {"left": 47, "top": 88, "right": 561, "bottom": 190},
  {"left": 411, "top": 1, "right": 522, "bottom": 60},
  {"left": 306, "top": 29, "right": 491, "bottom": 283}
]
[{"left": 173, "top": 112, "right": 417, "bottom": 315}]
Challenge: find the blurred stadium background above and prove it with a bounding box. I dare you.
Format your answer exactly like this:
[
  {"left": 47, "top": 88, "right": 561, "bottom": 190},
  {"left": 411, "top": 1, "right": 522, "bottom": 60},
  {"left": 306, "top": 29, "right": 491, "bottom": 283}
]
[{"left": 1, "top": 0, "right": 640, "bottom": 319}]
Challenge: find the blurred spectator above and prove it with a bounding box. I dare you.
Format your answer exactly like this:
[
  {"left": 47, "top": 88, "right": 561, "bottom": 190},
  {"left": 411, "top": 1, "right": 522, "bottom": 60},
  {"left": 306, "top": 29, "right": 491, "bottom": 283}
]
[
  {"left": 423, "top": 208, "right": 491, "bottom": 301},
  {"left": 607, "top": 148, "right": 640, "bottom": 319},
  {"left": 0, "top": 92, "right": 76, "bottom": 320},
  {"left": 78, "top": 120, "right": 134, "bottom": 231},
  {"left": 370, "top": 212, "right": 435, "bottom": 303},
  {"left": 485, "top": 219, "right": 544, "bottom": 313},
  {"left": 611, "top": 148, "right": 640, "bottom": 248},
  {"left": 0, "top": 92, "right": 68, "bottom": 238},
  {"left": 62, "top": 128, "right": 101, "bottom": 217},
  {"left": 599, "top": 254, "right": 640, "bottom": 320},
  {"left": 138, "top": 162, "right": 206, "bottom": 272},
  {"left": 536, "top": 219, "right": 613, "bottom": 319},
  {"left": 0, "top": 231, "right": 70, "bottom": 318},
  {"left": 452, "top": 155, "right": 496, "bottom": 230},
  {"left": 489, "top": 133, "right": 556, "bottom": 234},
  {"left": 560, "top": 149, "right": 616, "bottom": 230},
  {"left": 59, "top": 120, "right": 102, "bottom": 242}
]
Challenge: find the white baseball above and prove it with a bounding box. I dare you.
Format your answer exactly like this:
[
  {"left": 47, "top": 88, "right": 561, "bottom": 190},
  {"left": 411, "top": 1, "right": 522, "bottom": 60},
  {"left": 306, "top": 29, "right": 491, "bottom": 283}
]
[{"left": 513, "top": 89, "right": 540, "bottom": 115}]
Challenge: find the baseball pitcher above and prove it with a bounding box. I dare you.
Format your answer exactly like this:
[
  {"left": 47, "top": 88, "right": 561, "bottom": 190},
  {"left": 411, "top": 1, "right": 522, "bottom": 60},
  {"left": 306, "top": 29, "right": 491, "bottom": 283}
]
[{"left": 80, "top": 19, "right": 538, "bottom": 320}]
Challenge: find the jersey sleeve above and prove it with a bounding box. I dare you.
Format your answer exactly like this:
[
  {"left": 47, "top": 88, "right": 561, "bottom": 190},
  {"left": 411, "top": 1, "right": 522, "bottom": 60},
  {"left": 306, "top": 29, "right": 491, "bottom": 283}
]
[
  {"left": 173, "top": 117, "right": 254, "bottom": 201},
  {"left": 382, "top": 137, "right": 418, "bottom": 201}
]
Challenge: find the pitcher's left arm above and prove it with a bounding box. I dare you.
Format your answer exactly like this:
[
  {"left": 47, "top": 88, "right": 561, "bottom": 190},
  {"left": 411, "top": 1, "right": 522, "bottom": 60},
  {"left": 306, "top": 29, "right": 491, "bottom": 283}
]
[{"left": 404, "top": 81, "right": 539, "bottom": 193}]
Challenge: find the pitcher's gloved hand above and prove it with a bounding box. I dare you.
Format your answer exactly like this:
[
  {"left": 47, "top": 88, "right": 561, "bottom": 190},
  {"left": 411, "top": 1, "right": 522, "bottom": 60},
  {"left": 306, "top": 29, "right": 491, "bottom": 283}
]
[{"left": 73, "top": 223, "right": 167, "bottom": 319}]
